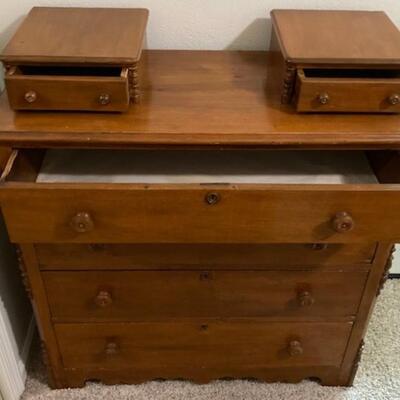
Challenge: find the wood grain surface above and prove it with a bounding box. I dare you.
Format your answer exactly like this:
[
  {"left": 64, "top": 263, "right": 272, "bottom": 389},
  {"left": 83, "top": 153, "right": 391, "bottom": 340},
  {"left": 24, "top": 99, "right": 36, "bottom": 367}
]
[{"left": 1, "top": 51, "right": 400, "bottom": 148}]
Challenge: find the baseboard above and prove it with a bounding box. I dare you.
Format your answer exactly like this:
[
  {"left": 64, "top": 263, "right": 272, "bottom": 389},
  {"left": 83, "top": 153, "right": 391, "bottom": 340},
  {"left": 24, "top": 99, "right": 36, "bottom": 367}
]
[
  {"left": 0, "top": 311, "right": 35, "bottom": 400},
  {"left": 389, "top": 274, "right": 400, "bottom": 279}
]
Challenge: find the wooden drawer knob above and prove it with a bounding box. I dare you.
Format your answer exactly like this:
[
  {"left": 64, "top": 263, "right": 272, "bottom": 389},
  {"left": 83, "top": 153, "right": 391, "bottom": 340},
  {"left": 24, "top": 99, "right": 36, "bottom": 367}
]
[
  {"left": 99, "top": 94, "right": 111, "bottom": 105},
  {"left": 70, "top": 212, "right": 94, "bottom": 233},
  {"left": 317, "top": 93, "right": 330, "bottom": 105},
  {"left": 297, "top": 290, "right": 315, "bottom": 307},
  {"left": 205, "top": 192, "right": 220, "bottom": 205},
  {"left": 24, "top": 91, "right": 37, "bottom": 103},
  {"left": 104, "top": 341, "right": 119, "bottom": 356},
  {"left": 388, "top": 94, "right": 400, "bottom": 105},
  {"left": 95, "top": 290, "right": 113, "bottom": 308},
  {"left": 288, "top": 340, "right": 303, "bottom": 357},
  {"left": 332, "top": 211, "right": 354, "bottom": 233}
]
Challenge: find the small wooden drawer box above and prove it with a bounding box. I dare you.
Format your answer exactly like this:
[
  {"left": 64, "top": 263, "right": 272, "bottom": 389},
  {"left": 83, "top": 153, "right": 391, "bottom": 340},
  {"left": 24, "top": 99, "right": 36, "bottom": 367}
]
[
  {"left": 270, "top": 10, "right": 400, "bottom": 113},
  {"left": 0, "top": 7, "right": 148, "bottom": 112}
]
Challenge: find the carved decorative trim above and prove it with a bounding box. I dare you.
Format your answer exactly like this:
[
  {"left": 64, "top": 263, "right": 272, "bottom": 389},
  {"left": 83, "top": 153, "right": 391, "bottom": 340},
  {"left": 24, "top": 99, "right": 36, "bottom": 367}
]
[
  {"left": 128, "top": 63, "right": 140, "bottom": 104},
  {"left": 41, "top": 340, "right": 56, "bottom": 388},
  {"left": 348, "top": 339, "right": 365, "bottom": 385},
  {"left": 377, "top": 245, "right": 396, "bottom": 297},
  {"left": 15, "top": 245, "right": 33, "bottom": 301},
  {"left": 281, "top": 62, "right": 296, "bottom": 104}
]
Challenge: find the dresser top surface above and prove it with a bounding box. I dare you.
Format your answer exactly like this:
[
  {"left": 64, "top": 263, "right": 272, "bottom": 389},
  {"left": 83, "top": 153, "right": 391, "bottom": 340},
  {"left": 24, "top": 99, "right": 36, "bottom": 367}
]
[
  {"left": 1, "top": 50, "right": 400, "bottom": 149},
  {"left": 271, "top": 9, "right": 400, "bottom": 65},
  {"left": 0, "top": 7, "right": 149, "bottom": 65}
]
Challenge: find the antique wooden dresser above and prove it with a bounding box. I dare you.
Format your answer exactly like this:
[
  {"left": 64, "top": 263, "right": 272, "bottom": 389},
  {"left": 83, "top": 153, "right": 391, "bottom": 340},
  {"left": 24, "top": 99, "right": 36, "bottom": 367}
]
[{"left": 0, "top": 50, "right": 400, "bottom": 389}]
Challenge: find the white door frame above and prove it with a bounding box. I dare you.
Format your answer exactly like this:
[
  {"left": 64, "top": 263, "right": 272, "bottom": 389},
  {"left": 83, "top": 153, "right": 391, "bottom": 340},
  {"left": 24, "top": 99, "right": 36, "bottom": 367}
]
[{"left": 0, "top": 304, "right": 34, "bottom": 400}]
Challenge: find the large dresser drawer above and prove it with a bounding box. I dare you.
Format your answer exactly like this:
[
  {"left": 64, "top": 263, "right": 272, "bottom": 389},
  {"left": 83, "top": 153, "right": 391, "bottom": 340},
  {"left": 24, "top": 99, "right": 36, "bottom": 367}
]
[
  {"left": 44, "top": 270, "right": 367, "bottom": 321},
  {"left": 55, "top": 321, "right": 353, "bottom": 371},
  {"left": 36, "top": 243, "right": 377, "bottom": 270},
  {"left": 2, "top": 149, "right": 400, "bottom": 244},
  {"left": 3, "top": 186, "right": 400, "bottom": 243}
]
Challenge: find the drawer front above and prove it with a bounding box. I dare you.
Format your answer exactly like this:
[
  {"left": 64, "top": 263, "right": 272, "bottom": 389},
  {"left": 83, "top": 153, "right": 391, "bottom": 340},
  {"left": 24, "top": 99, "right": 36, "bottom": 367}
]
[
  {"left": 44, "top": 270, "right": 367, "bottom": 321},
  {"left": 296, "top": 70, "right": 400, "bottom": 113},
  {"left": 3, "top": 186, "right": 400, "bottom": 243},
  {"left": 5, "top": 70, "right": 129, "bottom": 112},
  {"left": 36, "top": 243, "right": 377, "bottom": 270},
  {"left": 55, "top": 321, "right": 353, "bottom": 369}
]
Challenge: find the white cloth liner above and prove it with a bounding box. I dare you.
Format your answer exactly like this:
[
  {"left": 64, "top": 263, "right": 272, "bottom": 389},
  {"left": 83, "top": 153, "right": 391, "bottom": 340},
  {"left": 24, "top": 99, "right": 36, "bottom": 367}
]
[{"left": 37, "top": 150, "right": 378, "bottom": 184}]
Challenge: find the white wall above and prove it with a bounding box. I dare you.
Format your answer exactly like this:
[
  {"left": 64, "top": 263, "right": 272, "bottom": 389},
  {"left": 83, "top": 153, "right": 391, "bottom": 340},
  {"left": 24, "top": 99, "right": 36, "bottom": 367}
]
[{"left": 1, "top": 1, "right": 400, "bottom": 51}]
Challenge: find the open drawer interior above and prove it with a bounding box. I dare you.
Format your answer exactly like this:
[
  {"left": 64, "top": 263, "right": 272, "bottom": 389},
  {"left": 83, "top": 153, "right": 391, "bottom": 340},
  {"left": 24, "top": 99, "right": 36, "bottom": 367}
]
[
  {"left": 7, "top": 65, "right": 127, "bottom": 78},
  {"left": 301, "top": 68, "right": 400, "bottom": 80},
  {"left": 2, "top": 149, "right": 400, "bottom": 185}
]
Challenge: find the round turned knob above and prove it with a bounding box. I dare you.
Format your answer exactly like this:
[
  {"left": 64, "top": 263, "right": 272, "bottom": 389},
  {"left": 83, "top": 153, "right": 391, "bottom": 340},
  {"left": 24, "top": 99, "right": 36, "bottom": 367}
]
[
  {"left": 98, "top": 94, "right": 111, "bottom": 105},
  {"left": 317, "top": 93, "right": 330, "bottom": 105},
  {"left": 95, "top": 290, "right": 113, "bottom": 308},
  {"left": 297, "top": 290, "right": 315, "bottom": 307},
  {"left": 205, "top": 192, "right": 220, "bottom": 205},
  {"left": 288, "top": 340, "right": 303, "bottom": 357},
  {"left": 332, "top": 211, "right": 355, "bottom": 233},
  {"left": 388, "top": 94, "right": 400, "bottom": 105},
  {"left": 70, "top": 212, "right": 94, "bottom": 233},
  {"left": 104, "top": 341, "right": 119, "bottom": 356},
  {"left": 24, "top": 91, "right": 37, "bottom": 103}
]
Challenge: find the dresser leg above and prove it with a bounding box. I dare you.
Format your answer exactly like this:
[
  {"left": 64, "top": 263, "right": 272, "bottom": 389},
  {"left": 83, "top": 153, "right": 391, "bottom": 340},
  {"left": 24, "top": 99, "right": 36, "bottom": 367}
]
[
  {"left": 338, "top": 243, "right": 394, "bottom": 386},
  {"left": 16, "top": 244, "right": 67, "bottom": 388}
]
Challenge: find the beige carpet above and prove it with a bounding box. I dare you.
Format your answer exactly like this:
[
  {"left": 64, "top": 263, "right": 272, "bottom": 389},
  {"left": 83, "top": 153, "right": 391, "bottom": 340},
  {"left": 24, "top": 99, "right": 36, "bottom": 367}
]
[{"left": 22, "top": 280, "right": 400, "bottom": 400}]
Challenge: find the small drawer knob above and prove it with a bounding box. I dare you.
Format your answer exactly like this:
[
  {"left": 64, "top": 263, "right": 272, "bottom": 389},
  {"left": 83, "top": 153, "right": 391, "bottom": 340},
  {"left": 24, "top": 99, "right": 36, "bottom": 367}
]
[
  {"left": 24, "top": 91, "right": 37, "bottom": 103},
  {"left": 332, "top": 211, "right": 355, "bottom": 233},
  {"left": 205, "top": 192, "right": 220, "bottom": 205},
  {"left": 70, "top": 212, "right": 94, "bottom": 233},
  {"left": 99, "top": 94, "right": 111, "bottom": 105},
  {"left": 104, "top": 341, "right": 119, "bottom": 356},
  {"left": 388, "top": 94, "right": 400, "bottom": 105},
  {"left": 288, "top": 340, "right": 303, "bottom": 357},
  {"left": 317, "top": 93, "right": 330, "bottom": 105},
  {"left": 95, "top": 290, "right": 113, "bottom": 308},
  {"left": 297, "top": 290, "right": 315, "bottom": 307}
]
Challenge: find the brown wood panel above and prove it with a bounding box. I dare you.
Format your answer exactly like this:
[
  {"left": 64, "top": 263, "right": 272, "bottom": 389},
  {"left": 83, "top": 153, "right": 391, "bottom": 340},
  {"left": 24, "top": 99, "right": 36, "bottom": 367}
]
[
  {"left": 36, "top": 243, "right": 377, "bottom": 270},
  {"left": 55, "top": 321, "right": 353, "bottom": 371},
  {"left": 1, "top": 51, "right": 400, "bottom": 148},
  {"left": 17, "top": 244, "right": 66, "bottom": 388},
  {"left": 338, "top": 242, "right": 395, "bottom": 385},
  {"left": 2, "top": 185, "right": 400, "bottom": 243},
  {"left": 5, "top": 68, "right": 129, "bottom": 112},
  {"left": 44, "top": 270, "right": 367, "bottom": 322},
  {"left": 0, "top": 7, "right": 149, "bottom": 64},
  {"left": 296, "top": 70, "right": 400, "bottom": 113},
  {"left": 270, "top": 10, "right": 400, "bottom": 65}
]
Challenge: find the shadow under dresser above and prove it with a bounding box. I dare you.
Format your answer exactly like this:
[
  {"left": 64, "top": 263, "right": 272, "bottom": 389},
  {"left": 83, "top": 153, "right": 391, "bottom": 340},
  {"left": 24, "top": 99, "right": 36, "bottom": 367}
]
[{"left": 0, "top": 51, "right": 400, "bottom": 388}]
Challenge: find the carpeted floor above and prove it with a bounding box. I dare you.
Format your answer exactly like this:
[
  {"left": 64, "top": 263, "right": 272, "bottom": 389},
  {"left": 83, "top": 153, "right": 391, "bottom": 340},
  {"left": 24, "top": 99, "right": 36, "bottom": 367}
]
[{"left": 22, "top": 280, "right": 400, "bottom": 400}]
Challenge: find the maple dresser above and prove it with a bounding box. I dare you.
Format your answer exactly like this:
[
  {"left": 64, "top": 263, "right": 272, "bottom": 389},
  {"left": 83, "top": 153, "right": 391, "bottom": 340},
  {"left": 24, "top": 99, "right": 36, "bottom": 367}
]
[{"left": 0, "top": 49, "right": 399, "bottom": 388}]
